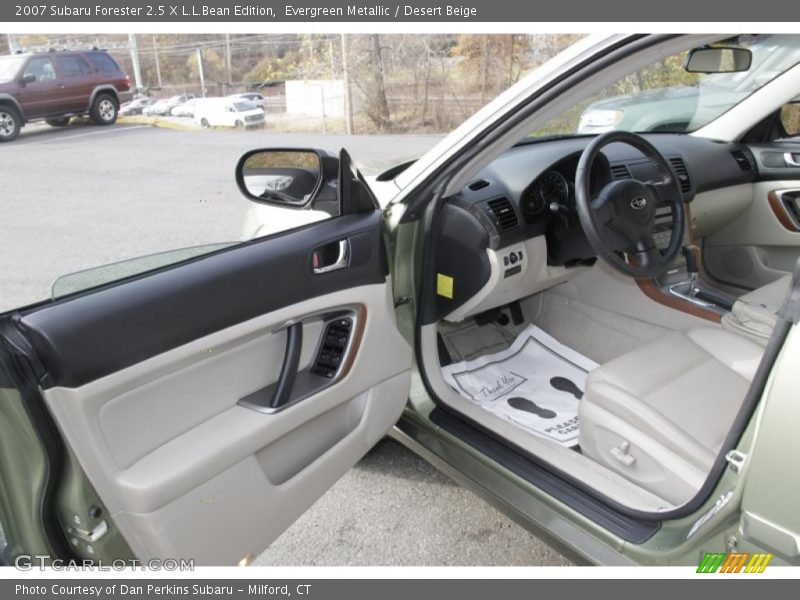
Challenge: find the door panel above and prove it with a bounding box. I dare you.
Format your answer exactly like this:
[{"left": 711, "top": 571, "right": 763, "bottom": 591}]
[
  {"left": 739, "top": 325, "right": 800, "bottom": 564},
  {"left": 16, "top": 57, "right": 61, "bottom": 119},
  {"left": 9, "top": 209, "right": 412, "bottom": 565},
  {"left": 704, "top": 179, "right": 800, "bottom": 290},
  {"left": 53, "top": 55, "right": 94, "bottom": 113}
]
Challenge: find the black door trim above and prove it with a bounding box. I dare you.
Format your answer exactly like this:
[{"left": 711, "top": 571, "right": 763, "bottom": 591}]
[{"left": 17, "top": 210, "right": 386, "bottom": 389}]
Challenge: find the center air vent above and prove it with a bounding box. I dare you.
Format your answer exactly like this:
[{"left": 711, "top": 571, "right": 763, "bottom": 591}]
[
  {"left": 731, "top": 149, "right": 755, "bottom": 173},
  {"left": 668, "top": 157, "right": 691, "bottom": 193},
  {"left": 610, "top": 164, "right": 632, "bottom": 180},
  {"left": 485, "top": 197, "right": 519, "bottom": 232}
]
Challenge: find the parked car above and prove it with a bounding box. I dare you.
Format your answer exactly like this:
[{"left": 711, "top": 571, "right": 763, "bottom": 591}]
[
  {"left": 143, "top": 93, "right": 195, "bottom": 116},
  {"left": 169, "top": 98, "right": 196, "bottom": 117},
  {"left": 119, "top": 96, "right": 155, "bottom": 116},
  {"left": 194, "top": 97, "right": 265, "bottom": 129},
  {"left": 228, "top": 92, "right": 267, "bottom": 107},
  {"left": 2, "top": 34, "right": 800, "bottom": 569},
  {"left": 0, "top": 49, "right": 132, "bottom": 141}
]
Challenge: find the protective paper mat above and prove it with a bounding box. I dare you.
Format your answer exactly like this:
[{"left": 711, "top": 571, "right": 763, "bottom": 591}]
[{"left": 442, "top": 324, "right": 598, "bottom": 447}]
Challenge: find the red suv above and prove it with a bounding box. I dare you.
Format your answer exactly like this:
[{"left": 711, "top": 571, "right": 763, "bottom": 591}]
[{"left": 0, "top": 49, "right": 132, "bottom": 142}]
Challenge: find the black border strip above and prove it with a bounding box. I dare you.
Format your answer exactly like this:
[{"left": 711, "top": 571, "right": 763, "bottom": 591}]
[{"left": 17, "top": 210, "right": 385, "bottom": 389}]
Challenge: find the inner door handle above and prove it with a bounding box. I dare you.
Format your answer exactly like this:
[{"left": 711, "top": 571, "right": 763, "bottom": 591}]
[
  {"left": 311, "top": 239, "right": 349, "bottom": 274},
  {"left": 268, "top": 322, "right": 303, "bottom": 409},
  {"left": 785, "top": 152, "right": 800, "bottom": 168}
]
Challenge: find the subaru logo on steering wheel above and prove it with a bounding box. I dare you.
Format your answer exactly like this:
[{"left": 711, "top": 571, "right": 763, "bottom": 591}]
[{"left": 630, "top": 196, "right": 647, "bottom": 210}]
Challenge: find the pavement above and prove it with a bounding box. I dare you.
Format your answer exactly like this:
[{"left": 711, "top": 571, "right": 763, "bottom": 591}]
[{"left": 1, "top": 121, "right": 572, "bottom": 566}]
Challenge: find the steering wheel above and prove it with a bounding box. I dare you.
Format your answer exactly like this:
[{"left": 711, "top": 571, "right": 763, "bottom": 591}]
[{"left": 575, "top": 131, "right": 685, "bottom": 278}]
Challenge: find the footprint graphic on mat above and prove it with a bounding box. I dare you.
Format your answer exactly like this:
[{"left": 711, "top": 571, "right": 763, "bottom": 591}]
[
  {"left": 507, "top": 397, "right": 557, "bottom": 419},
  {"left": 549, "top": 376, "right": 584, "bottom": 400}
]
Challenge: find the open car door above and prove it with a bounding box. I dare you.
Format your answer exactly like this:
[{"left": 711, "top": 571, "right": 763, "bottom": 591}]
[{"left": 0, "top": 149, "right": 412, "bottom": 565}]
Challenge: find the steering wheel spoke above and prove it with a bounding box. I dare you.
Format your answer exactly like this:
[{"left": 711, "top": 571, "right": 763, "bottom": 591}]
[
  {"left": 648, "top": 178, "right": 681, "bottom": 206},
  {"left": 631, "top": 237, "right": 666, "bottom": 273}
]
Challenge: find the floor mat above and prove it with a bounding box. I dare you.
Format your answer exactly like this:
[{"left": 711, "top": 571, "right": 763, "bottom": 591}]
[
  {"left": 442, "top": 324, "right": 598, "bottom": 447},
  {"left": 439, "top": 320, "right": 518, "bottom": 362}
]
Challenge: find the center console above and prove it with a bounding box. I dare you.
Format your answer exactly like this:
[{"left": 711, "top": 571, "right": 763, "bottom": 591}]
[{"left": 648, "top": 213, "right": 776, "bottom": 344}]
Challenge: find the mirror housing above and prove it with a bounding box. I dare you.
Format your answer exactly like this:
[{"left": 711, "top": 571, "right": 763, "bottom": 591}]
[
  {"left": 21, "top": 73, "right": 36, "bottom": 85},
  {"left": 235, "top": 148, "right": 338, "bottom": 208},
  {"left": 684, "top": 46, "right": 752, "bottom": 74}
]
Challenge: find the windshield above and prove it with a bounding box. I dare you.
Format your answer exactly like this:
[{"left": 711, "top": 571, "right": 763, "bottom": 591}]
[
  {"left": 0, "top": 56, "right": 25, "bottom": 83},
  {"left": 532, "top": 34, "right": 800, "bottom": 137},
  {"left": 232, "top": 101, "right": 258, "bottom": 112}
]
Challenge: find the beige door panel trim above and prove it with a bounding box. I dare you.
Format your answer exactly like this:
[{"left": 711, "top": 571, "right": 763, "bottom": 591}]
[
  {"left": 43, "top": 281, "right": 411, "bottom": 525},
  {"left": 705, "top": 181, "right": 800, "bottom": 249},
  {"left": 112, "top": 371, "right": 410, "bottom": 564},
  {"left": 702, "top": 182, "right": 800, "bottom": 289}
]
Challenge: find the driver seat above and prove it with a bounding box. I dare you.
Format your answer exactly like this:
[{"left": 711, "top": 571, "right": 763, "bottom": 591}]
[{"left": 578, "top": 328, "right": 764, "bottom": 505}]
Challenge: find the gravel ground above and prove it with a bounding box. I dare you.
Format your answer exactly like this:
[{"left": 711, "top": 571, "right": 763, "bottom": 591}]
[{"left": 255, "top": 439, "right": 572, "bottom": 566}]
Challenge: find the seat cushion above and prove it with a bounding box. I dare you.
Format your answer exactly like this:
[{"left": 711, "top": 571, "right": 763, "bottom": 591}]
[
  {"left": 579, "top": 327, "right": 764, "bottom": 504},
  {"left": 739, "top": 275, "right": 791, "bottom": 314}
]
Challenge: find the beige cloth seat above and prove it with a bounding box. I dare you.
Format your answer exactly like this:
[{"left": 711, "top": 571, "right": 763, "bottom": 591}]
[
  {"left": 579, "top": 328, "right": 764, "bottom": 505},
  {"left": 740, "top": 275, "right": 791, "bottom": 313}
]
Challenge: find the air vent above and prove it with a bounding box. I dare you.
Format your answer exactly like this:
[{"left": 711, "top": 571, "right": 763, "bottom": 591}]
[
  {"left": 668, "top": 157, "right": 691, "bottom": 194},
  {"left": 731, "top": 149, "right": 755, "bottom": 173},
  {"left": 485, "top": 197, "right": 519, "bottom": 232},
  {"left": 610, "top": 164, "right": 632, "bottom": 180},
  {"left": 468, "top": 179, "right": 490, "bottom": 191}
]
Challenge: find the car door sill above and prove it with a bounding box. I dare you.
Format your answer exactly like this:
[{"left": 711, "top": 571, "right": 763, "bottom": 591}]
[{"left": 427, "top": 405, "right": 661, "bottom": 544}]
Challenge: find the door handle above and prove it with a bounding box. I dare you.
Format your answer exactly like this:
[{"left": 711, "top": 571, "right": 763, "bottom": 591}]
[
  {"left": 311, "top": 239, "right": 349, "bottom": 274},
  {"left": 785, "top": 152, "right": 800, "bottom": 168},
  {"left": 268, "top": 322, "right": 303, "bottom": 409}
]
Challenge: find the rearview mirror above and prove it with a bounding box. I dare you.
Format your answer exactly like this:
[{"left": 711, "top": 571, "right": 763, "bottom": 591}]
[
  {"left": 236, "top": 149, "right": 325, "bottom": 207},
  {"left": 21, "top": 73, "right": 36, "bottom": 84},
  {"left": 684, "top": 47, "right": 752, "bottom": 74}
]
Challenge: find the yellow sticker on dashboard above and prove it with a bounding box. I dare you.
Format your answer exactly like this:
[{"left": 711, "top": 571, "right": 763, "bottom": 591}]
[{"left": 437, "top": 273, "right": 454, "bottom": 299}]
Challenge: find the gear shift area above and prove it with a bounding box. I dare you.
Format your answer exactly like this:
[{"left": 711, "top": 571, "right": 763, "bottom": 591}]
[{"left": 662, "top": 244, "right": 735, "bottom": 312}]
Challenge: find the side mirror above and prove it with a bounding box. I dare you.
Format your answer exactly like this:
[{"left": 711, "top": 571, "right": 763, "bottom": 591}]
[
  {"left": 236, "top": 149, "right": 330, "bottom": 207},
  {"left": 21, "top": 73, "right": 36, "bottom": 84},
  {"left": 684, "top": 47, "right": 752, "bottom": 74}
]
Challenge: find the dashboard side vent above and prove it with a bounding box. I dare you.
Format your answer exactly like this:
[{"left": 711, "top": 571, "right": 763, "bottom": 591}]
[
  {"left": 468, "top": 179, "right": 490, "bottom": 191},
  {"left": 731, "top": 149, "right": 755, "bottom": 173},
  {"left": 610, "top": 164, "right": 632, "bottom": 180},
  {"left": 485, "top": 197, "right": 519, "bottom": 232},
  {"left": 668, "top": 157, "right": 691, "bottom": 193}
]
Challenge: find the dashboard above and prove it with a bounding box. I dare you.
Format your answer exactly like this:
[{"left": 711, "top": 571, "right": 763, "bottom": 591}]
[{"left": 433, "top": 133, "right": 760, "bottom": 322}]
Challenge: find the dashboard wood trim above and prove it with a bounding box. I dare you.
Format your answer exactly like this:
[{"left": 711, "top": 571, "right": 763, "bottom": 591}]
[
  {"left": 767, "top": 190, "right": 800, "bottom": 233},
  {"left": 633, "top": 277, "right": 723, "bottom": 323}
]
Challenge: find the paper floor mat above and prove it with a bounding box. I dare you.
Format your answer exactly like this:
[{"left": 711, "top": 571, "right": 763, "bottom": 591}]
[{"left": 442, "top": 324, "right": 598, "bottom": 447}]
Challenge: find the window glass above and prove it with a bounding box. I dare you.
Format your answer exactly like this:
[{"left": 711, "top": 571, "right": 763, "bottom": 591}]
[
  {"left": 23, "top": 57, "right": 56, "bottom": 82},
  {"left": 0, "top": 56, "right": 25, "bottom": 83},
  {"left": 87, "top": 52, "right": 119, "bottom": 73},
  {"left": 58, "top": 55, "right": 91, "bottom": 78},
  {"left": 531, "top": 34, "right": 800, "bottom": 137}
]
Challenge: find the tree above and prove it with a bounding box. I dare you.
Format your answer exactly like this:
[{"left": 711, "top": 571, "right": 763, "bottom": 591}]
[{"left": 366, "top": 35, "right": 391, "bottom": 130}]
